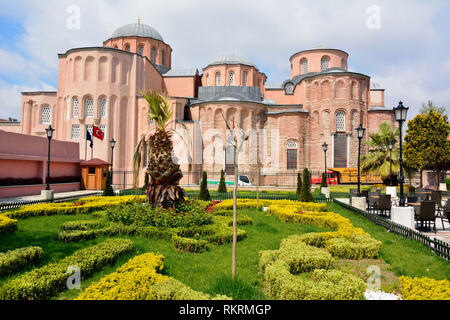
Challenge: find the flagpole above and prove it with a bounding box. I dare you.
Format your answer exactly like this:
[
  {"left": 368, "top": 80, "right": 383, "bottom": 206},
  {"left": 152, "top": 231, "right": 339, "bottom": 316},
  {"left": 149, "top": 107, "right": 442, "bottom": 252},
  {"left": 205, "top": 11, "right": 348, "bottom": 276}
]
[{"left": 91, "top": 134, "right": 94, "bottom": 160}]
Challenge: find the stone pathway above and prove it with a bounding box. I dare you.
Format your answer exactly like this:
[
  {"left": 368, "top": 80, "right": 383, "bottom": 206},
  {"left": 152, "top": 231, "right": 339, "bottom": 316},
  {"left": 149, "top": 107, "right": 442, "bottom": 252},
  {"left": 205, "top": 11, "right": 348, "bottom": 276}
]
[{"left": 0, "top": 190, "right": 101, "bottom": 203}]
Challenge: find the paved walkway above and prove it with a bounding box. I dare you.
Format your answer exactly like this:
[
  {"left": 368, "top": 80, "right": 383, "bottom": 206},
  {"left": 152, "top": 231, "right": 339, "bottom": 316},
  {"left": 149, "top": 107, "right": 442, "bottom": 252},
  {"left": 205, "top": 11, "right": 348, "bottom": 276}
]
[
  {"left": 0, "top": 190, "right": 101, "bottom": 203},
  {"left": 336, "top": 198, "right": 450, "bottom": 244}
]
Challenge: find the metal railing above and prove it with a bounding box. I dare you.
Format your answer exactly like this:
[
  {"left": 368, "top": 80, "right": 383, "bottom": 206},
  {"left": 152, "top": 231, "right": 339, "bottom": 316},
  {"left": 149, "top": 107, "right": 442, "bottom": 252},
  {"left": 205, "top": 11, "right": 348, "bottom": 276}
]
[
  {"left": 0, "top": 192, "right": 103, "bottom": 212},
  {"left": 333, "top": 199, "right": 450, "bottom": 261}
]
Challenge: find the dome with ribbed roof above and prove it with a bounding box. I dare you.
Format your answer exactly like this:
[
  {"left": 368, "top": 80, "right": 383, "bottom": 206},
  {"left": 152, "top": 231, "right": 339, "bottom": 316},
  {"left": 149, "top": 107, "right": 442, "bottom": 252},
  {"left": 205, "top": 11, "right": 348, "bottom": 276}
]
[
  {"left": 111, "top": 23, "right": 164, "bottom": 42},
  {"left": 207, "top": 54, "right": 257, "bottom": 68}
]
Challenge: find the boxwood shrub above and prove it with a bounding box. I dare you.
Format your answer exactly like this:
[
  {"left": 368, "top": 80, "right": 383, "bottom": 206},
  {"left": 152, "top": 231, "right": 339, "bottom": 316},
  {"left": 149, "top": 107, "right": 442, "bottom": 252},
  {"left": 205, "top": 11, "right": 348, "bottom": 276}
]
[
  {"left": 0, "top": 239, "right": 134, "bottom": 300},
  {"left": 172, "top": 235, "right": 209, "bottom": 253},
  {"left": 325, "top": 234, "right": 382, "bottom": 260},
  {"left": 0, "top": 215, "right": 17, "bottom": 235},
  {"left": 0, "top": 247, "right": 43, "bottom": 277}
]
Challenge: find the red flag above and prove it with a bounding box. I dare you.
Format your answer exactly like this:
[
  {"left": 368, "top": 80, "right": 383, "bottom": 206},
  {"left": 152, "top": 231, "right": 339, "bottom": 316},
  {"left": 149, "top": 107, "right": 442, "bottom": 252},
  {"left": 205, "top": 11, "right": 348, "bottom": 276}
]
[{"left": 93, "top": 126, "right": 104, "bottom": 141}]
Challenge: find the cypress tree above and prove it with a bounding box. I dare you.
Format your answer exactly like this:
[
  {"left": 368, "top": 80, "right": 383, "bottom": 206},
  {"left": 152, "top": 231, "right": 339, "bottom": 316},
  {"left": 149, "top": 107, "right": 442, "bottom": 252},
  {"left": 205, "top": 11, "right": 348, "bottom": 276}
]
[
  {"left": 218, "top": 169, "right": 227, "bottom": 193},
  {"left": 199, "top": 171, "right": 211, "bottom": 201},
  {"left": 103, "top": 171, "right": 115, "bottom": 196},
  {"left": 300, "top": 168, "right": 315, "bottom": 203},
  {"left": 296, "top": 172, "right": 302, "bottom": 195}
]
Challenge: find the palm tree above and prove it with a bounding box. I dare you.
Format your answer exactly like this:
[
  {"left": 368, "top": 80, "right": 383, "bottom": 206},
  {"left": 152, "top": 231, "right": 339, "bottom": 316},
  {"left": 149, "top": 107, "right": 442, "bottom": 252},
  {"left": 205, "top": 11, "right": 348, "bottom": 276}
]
[
  {"left": 133, "top": 90, "right": 185, "bottom": 209},
  {"left": 361, "top": 121, "right": 400, "bottom": 182}
]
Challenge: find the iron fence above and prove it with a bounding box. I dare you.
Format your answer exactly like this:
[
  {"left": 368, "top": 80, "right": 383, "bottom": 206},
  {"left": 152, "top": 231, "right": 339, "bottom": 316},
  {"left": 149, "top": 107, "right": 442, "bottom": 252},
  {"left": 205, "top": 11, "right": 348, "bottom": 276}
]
[
  {"left": 0, "top": 192, "right": 103, "bottom": 212},
  {"left": 333, "top": 199, "right": 450, "bottom": 261}
]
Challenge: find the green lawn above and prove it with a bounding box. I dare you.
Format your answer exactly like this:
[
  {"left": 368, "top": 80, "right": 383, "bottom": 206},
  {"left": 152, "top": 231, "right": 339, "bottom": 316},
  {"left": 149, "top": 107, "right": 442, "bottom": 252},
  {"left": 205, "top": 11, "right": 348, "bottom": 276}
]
[{"left": 0, "top": 202, "right": 448, "bottom": 300}]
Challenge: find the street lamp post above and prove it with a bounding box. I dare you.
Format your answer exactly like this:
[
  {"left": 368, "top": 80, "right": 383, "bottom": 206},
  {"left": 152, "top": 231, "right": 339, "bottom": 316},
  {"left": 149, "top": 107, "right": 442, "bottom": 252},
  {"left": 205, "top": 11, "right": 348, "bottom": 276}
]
[
  {"left": 388, "top": 141, "right": 393, "bottom": 187},
  {"left": 322, "top": 142, "right": 328, "bottom": 187},
  {"left": 45, "top": 125, "right": 55, "bottom": 191},
  {"left": 394, "top": 101, "right": 409, "bottom": 207},
  {"left": 110, "top": 138, "right": 116, "bottom": 190},
  {"left": 356, "top": 124, "right": 366, "bottom": 197}
]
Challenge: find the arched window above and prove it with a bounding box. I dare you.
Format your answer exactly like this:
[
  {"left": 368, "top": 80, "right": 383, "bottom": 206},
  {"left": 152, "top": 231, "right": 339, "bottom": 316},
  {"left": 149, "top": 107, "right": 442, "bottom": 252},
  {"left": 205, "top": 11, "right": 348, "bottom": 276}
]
[
  {"left": 85, "top": 98, "right": 94, "bottom": 118},
  {"left": 229, "top": 72, "right": 235, "bottom": 85},
  {"left": 41, "top": 105, "right": 51, "bottom": 124},
  {"left": 216, "top": 72, "right": 221, "bottom": 86},
  {"left": 72, "top": 98, "right": 79, "bottom": 119},
  {"left": 151, "top": 48, "right": 156, "bottom": 63},
  {"left": 125, "top": 44, "right": 130, "bottom": 52},
  {"left": 138, "top": 45, "right": 144, "bottom": 56},
  {"left": 100, "top": 98, "right": 107, "bottom": 118},
  {"left": 336, "top": 111, "right": 346, "bottom": 132},
  {"left": 321, "top": 56, "right": 330, "bottom": 71},
  {"left": 301, "top": 58, "right": 308, "bottom": 74},
  {"left": 341, "top": 59, "right": 346, "bottom": 70},
  {"left": 287, "top": 140, "right": 298, "bottom": 170},
  {"left": 243, "top": 72, "right": 248, "bottom": 86}
]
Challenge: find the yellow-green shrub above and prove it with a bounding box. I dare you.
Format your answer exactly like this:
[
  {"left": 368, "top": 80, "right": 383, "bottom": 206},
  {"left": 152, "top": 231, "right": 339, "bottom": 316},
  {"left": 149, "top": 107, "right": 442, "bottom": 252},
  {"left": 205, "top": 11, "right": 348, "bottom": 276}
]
[
  {"left": 0, "top": 247, "right": 43, "bottom": 277},
  {"left": 0, "top": 239, "right": 134, "bottom": 300},
  {"left": 399, "top": 276, "right": 450, "bottom": 300},
  {"left": 77, "top": 253, "right": 230, "bottom": 300},
  {"left": 0, "top": 215, "right": 17, "bottom": 234},
  {"left": 6, "top": 196, "right": 144, "bottom": 219},
  {"left": 172, "top": 235, "right": 209, "bottom": 253},
  {"left": 325, "top": 235, "right": 382, "bottom": 259},
  {"left": 215, "top": 199, "right": 326, "bottom": 212}
]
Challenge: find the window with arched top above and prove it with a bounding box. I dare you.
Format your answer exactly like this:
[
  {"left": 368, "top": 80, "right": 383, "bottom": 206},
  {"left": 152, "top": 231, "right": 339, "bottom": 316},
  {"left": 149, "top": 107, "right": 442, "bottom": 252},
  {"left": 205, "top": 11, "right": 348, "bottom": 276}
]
[
  {"left": 216, "top": 72, "right": 221, "bottom": 86},
  {"left": 125, "top": 45, "right": 130, "bottom": 52},
  {"left": 151, "top": 48, "right": 156, "bottom": 63},
  {"left": 206, "top": 74, "right": 210, "bottom": 86},
  {"left": 72, "top": 98, "right": 79, "bottom": 118},
  {"left": 243, "top": 72, "right": 248, "bottom": 86},
  {"left": 138, "top": 45, "right": 144, "bottom": 56},
  {"left": 85, "top": 98, "right": 94, "bottom": 118},
  {"left": 341, "top": 59, "right": 346, "bottom": 70},
  {"left": 321, "top": 56, "right": 330, "bottom": 71},
  {"left": 229, "top": 72, "right": 235, "bottom": 85},
  {"left": 336, "top": 111, "right": 346, "bottom": 132},
  {"left": 41, "top": 105, "right": 51, "bottom": 124},
  {"left": 301, "top": 58, "right": 308, "bottom": 74},
  {"left": 100, "top": 98, "right": 107, "bottom": 118}
]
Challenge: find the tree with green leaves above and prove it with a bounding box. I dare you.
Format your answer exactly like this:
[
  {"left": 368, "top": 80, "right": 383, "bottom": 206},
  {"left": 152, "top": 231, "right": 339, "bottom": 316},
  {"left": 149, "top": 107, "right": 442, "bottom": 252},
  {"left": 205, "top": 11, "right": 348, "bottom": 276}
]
[
  {"left": 199, "top": 171, "right": 211, "bottom": 201},
  {"left": 218, "top": 170, "right": 227, "bottom": 193},
  {"left": 296, "top": 172, "right": 302, "bottom": 195},
  {"left": 404, "top": 106, "right": 450, "bottom": 187},
  {"left": 361, "top": 121, "right": 400, "bottom": 184},
  {"left": 132, "top": 90, "right": 185, "bottom": 208},
  {"left": 420, "top": 100, "right": 447, "bottom": 116},
  {"left": 103, "top": 172, "right": 115, "bottom": 196},
  {"left": 299, "top": 168, "right": 315, "bottom": 203}
]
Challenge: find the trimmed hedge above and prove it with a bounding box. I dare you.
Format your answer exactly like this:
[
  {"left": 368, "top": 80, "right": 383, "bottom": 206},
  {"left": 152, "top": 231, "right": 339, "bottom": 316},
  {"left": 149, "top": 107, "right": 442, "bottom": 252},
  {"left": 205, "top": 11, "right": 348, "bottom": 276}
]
[
  {"left": 0, "top": 239, "right": 134, "bottom": 300},
  {"left": 399, "top": 276, "right": 450, "bottom": 300},
  {"left": 173, "top": 235, "right": 209, "bottom": 253},
  {"left": 60, "top": 220, "right": 105, "bottom": 231},
  {"left": 77, "top": 253, "right": 230, "bottom": 300},
  {"left": 325, "top": 235, "right": 382, "bottom": 260},
  {"left": 5, "top": 196, "right": 145, "bottom": 219},
  {"left": 0, "top": 247, "right": 43, "bottom": 277},
  {"left": 216, "top": 199, "right": 326, "bottom": 212},
  {"left": 0, "top": 215, "right": 17, "bottom": 235},
  {"left": 260, "top": 236, "right": 365, "bottom": 300}
]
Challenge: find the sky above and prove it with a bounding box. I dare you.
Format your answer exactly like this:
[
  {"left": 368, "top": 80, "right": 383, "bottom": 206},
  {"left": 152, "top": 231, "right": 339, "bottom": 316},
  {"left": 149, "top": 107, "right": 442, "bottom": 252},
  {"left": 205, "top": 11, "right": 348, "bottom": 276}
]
[{"left": 0, "top": 0, "right": 449, "bottom": 121}]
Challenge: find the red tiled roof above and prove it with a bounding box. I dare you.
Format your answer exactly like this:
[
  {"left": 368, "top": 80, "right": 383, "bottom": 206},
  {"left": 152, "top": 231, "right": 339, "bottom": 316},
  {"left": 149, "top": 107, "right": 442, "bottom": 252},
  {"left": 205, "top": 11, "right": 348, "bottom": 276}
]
[{"left": 80, "top": 158, "right": 110, "bottom": 166}]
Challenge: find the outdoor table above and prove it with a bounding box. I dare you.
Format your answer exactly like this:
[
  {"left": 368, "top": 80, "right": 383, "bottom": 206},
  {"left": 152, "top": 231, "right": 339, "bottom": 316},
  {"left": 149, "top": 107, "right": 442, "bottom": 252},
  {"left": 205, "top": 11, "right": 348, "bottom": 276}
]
[{"left": 391, "top": 206, "right": 415, "bottom": 229}]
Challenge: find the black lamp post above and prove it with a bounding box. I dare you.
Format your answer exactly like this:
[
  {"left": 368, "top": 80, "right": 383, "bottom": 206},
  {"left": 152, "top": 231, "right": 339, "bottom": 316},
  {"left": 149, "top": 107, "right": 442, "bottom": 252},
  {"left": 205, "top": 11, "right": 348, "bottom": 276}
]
[
  {"left": 322, "top": 142, "right": 328, "bottom": 187},
  {"left": 356, "top": 124, "right": 366, "bottom": 197},
  {"left": 388, "top": 141, "right": 393, "bottom": 187},
  {"left": 394, "top": 101, "right": 409, "bottom": 206},
  {"left": 45, "top": 125, "right": 55, "bottom": 191},
  {"left": 110, "top": 138, "right": 116, "bottom": 187}
]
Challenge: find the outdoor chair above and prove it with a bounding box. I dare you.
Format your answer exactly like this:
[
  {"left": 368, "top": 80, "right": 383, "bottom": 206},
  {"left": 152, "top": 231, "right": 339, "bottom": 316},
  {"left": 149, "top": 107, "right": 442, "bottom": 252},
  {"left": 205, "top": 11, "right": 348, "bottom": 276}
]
[
  {"left": 415, "top": 200, "right": 437, "bottom": 234},
  {"left": 378, "top": 195, "right": 391, "bottom": 218},
  {"left": 361, "top": 190, "right": 369, "bottom": 203},
  {"left": 407, "top": 195, "right": 418, "bottom": 204},
  {"left": 430, "top": 191, "right": 443, "bottom": 212},
  {"left": 367, "top": 192, "right": 379, "bottom": 214}
]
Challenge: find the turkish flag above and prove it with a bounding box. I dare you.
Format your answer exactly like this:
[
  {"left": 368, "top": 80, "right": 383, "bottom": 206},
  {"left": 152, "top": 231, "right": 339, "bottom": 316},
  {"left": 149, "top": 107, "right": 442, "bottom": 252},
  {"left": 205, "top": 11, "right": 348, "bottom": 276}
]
[{"left": 93, "top": 126, "right": 104, "bottom": 141}]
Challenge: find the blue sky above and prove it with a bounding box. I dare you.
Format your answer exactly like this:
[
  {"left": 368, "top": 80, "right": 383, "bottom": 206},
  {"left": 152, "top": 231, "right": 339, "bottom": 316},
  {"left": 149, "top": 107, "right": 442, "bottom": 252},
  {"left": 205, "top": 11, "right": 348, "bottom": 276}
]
[{"left": 0, "top": 0, "right": 449, "bottom": 120}]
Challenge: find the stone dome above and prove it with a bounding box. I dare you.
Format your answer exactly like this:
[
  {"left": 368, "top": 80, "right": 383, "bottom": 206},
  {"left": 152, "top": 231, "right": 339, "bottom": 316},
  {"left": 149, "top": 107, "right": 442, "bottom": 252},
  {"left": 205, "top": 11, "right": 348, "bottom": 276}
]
[
  {"left": 207, "top": 54, "right": 257, "bottom": 68},
  {"left": 111, "top": 23, "right": 164, "bottom": 42}
]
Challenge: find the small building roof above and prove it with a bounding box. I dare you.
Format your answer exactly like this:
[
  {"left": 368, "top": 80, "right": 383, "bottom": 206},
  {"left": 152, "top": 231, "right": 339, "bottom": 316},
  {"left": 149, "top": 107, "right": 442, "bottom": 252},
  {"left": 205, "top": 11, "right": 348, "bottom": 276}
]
[
  {"left": 206, "top": 54, "right": 257, "bottom": 69},
  {"left": 111, "top": 23, "right": 164, "bottom": 42},
  {"left": 80, "top": 158, "right": 110, "bottom": 166},
  {"left": 163, "top": 68, "right": 198, "bottom": 77}
]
